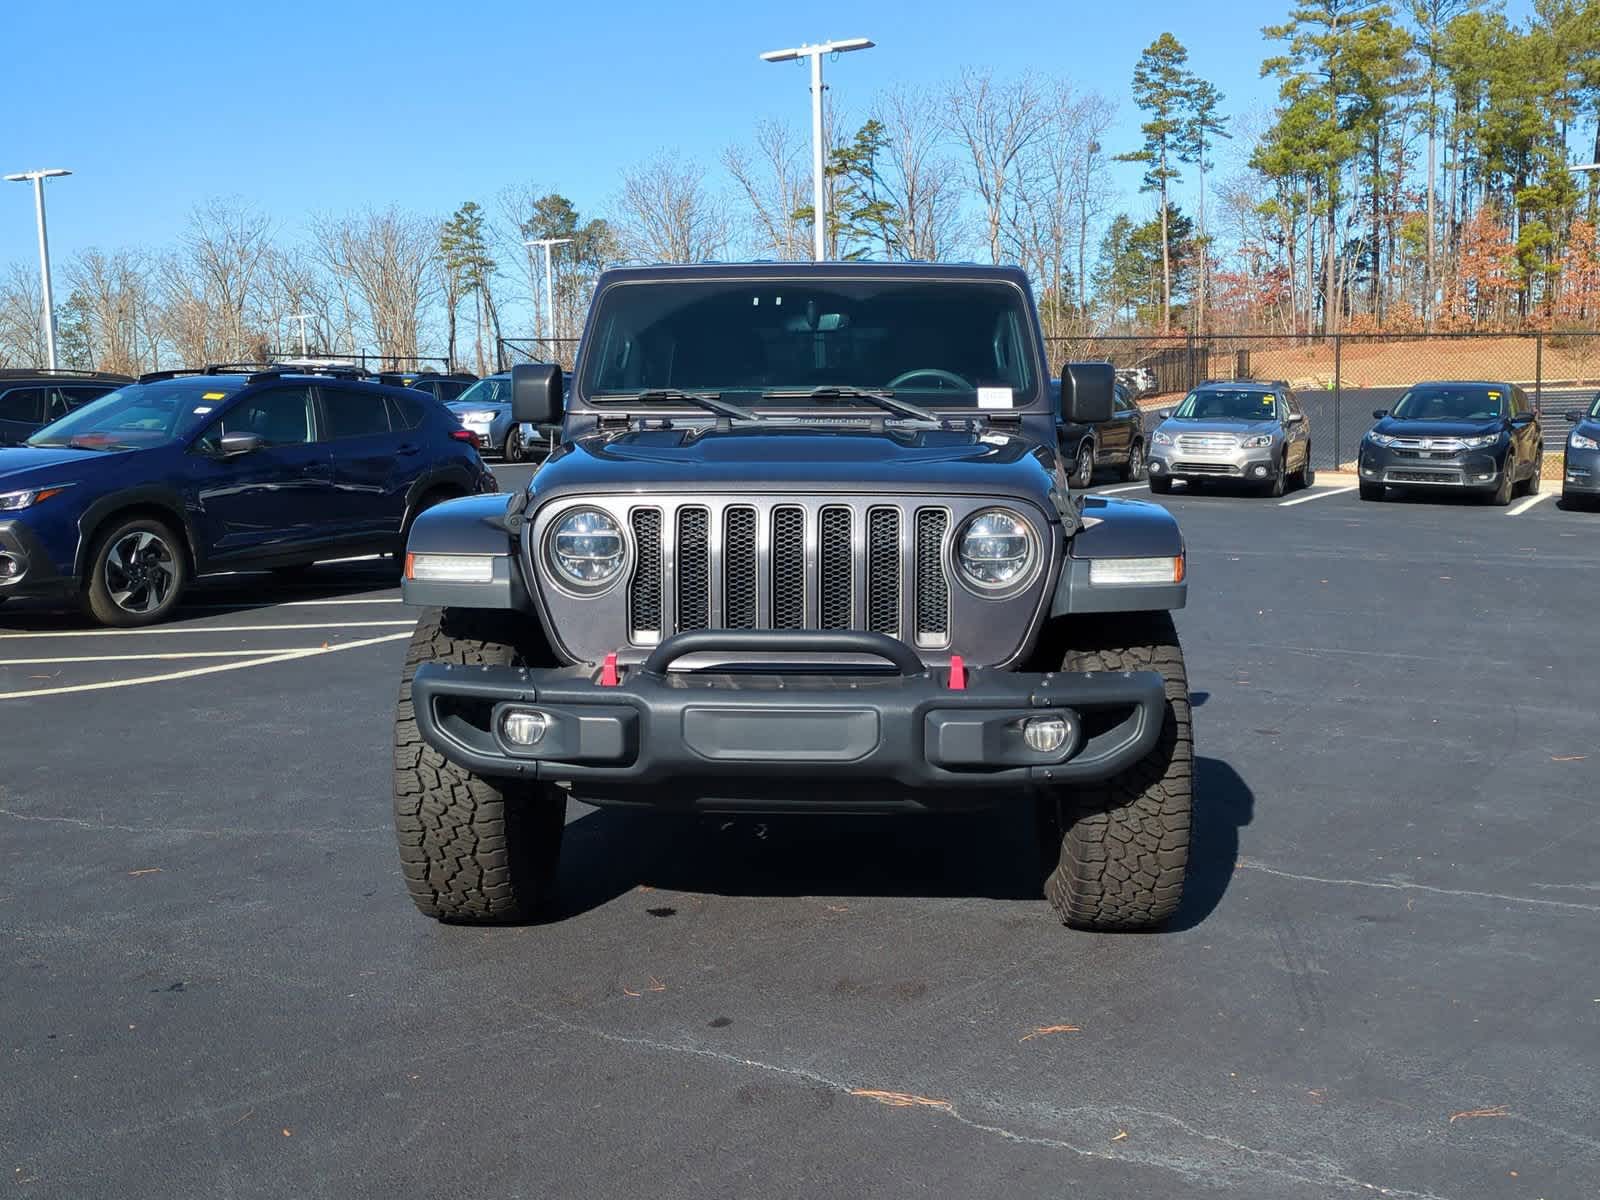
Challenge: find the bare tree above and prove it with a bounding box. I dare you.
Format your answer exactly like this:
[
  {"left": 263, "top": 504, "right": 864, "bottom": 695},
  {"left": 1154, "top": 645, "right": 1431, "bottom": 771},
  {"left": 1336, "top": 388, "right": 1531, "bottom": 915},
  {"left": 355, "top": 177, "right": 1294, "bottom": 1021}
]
[
  {"left": 945, "top": 69, "right": 1048, "bottom": 264},
  {"left": 615, "top": 152, "right": 730, "bottom": 264},
  {"left": 0, "top": 264, "right": 48, "bottom": 367},
  {"left": 876, "top": 84, "right": 966, "bottom": 261},
  {"left": 157, "top": 199, "right": 274, "bottom": 363},
  {"left": 263, "top": 245, "right": 345, "bottom": 356},
  {"left": 313, "top": 208, "right": 436, "bottom": 367},
  {"left": 64, "top": 248, "right": 157, "bottom": 373},
  {"left": 723, "top": 119, "right": 811, "bottom": 260}
]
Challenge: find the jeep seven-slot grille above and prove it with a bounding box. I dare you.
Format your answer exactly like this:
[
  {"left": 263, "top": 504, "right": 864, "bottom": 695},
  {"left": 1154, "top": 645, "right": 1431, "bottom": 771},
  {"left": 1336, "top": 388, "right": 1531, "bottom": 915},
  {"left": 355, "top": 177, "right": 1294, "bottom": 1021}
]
[{"left": 624, "top": 502, "right": 951, "bottom": 645}]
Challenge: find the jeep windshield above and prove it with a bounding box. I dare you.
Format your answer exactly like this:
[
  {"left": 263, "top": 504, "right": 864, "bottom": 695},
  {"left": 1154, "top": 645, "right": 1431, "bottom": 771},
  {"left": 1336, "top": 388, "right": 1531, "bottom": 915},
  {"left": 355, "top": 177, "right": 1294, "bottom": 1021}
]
[
  {"left": 26, "top": 378, "right": 247, "bottom": 450},
  {"left": 1171, "top": 390, "right": 1279, "bottom": 421},
  {"left": 581, "top": 278, "right": 1041, "bottom": 409}
]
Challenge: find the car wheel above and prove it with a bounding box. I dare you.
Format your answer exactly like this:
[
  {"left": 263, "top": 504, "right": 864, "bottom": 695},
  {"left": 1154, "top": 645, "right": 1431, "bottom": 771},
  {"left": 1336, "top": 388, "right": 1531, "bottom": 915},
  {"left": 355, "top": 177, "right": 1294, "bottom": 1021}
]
[
  {"left": 503, "top": 428, "right": 524, "bottom": 464},
  {"left": 1149, "top": 475, "right": 1173, "bottom": 495},
  {"left": 1524, "top": 453, "right": 1542, "bottom": 496},
  {"left": 1068, "top": 440, "right": 1095, "bottom": 489},
  {"left": 84, "top": 516, "right": 187, "bottom": 628},
  {"left": 1037, "top": 611, "right": 1192, "bottom": 931},
  {"left": 1119, "top": 441, "right": 1146, "bottom": 482},
  {"left": 1488, "top": 458, "right": 1515, "bottom": 506},
  {"left": 1359, "top": 481, "right": 1384, "bottom": 501},
  {"left": 1265, "top": 459, "right": 1287, "bottom": 498},
  {"left": 1296, "top": 447, "right": 1315, "bottom": 489},
  {"left": 394, "top": 606, "right": 566, "bottom": 923}
]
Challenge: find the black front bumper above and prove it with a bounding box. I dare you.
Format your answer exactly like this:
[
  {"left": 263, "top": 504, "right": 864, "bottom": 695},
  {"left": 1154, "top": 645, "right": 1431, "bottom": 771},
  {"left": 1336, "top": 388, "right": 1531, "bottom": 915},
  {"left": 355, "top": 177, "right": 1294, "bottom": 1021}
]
[
  {"left": 1359, "top": 444, "right": 1504, "bottom": 490},
  {"left": 0, "top": 520, "right": 71, "bottom": 600},
  {"left": 410, "top": 630, "right": 1168, "bottom": 808}
]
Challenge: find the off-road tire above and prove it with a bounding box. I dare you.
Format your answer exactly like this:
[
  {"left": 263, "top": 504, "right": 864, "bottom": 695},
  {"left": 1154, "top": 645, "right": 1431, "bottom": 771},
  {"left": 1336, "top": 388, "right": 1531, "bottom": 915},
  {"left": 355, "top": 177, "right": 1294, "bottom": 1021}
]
[
  {"left": 393, "top": 606, "right": 566, "bottom": 923},
  {"left": 1359, "top": 481, "right": 1384, "bottom": 501},
  {"left": 1148, "top": 474, "right": 1173, "bottom": 495},
  {"left": 1039, "top": 612, "right": 1192, "bottom": 931}
]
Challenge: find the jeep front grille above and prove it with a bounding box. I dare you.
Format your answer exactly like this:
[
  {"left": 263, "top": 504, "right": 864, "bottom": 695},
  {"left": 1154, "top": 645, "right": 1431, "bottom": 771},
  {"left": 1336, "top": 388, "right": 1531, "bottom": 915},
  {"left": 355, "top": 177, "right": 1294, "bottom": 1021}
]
[{"left": 625, "top": 500, "right": 952, "bottom": 647}]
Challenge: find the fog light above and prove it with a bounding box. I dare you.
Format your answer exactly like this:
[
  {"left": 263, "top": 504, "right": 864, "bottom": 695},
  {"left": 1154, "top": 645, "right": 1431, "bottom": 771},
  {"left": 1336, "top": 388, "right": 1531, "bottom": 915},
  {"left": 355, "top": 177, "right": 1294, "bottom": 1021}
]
[
  {"left": 0, "top": 552, "right": 19, "bottom": 579},
  {"left": 1023, "top": 716, "right": 1069, "bottom": 754},
  {"left": 500, "top": 708, "right": 549, "bottom": 746},
  {"left": 1252, "top": 464, "right": 1269, "bottom": 477},
  {"left": 1148, "top": 460, "right": 1163, "bottom": 473}
]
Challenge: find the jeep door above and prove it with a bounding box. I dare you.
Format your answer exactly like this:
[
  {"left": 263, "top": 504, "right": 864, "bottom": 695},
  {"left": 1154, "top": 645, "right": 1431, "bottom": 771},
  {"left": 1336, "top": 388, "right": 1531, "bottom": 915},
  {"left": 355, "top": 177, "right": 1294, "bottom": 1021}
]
[
  {"left": 319, "top": 384, "right": 414, "bottom": 540},
  {"left": 188, "top": 385, "right": 337, "bottom": 562}
]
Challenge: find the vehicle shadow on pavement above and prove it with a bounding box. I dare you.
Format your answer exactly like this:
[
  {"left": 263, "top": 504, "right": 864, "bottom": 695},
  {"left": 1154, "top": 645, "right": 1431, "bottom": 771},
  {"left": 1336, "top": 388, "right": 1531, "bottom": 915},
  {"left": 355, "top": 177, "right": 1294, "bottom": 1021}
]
[
  {"left": 0, "top": 561, "right": 401, "bottom": 630},
  {"left": 552, "top": 754, "right": 1253, "bottom": 929}
]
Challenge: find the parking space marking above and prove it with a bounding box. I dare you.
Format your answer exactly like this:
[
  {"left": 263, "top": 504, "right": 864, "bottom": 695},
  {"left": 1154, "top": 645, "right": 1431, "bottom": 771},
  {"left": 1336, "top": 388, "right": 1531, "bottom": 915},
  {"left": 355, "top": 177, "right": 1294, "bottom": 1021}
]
[
  {"left": 1092, "top": 483, "right": 1150, "bottom": 495},
  {"left": 0, "top": 648, "right": 362, "bottom": 665},
  {"left": 1507, "top": 492, "right": 1555, "bottom": 516},
  {"left": 182, "top": 597, "right": 406, "bottom": 610},
  {"left": 1278, "top": 485, "right": 1359, "bottom": 507},
  {"left": 0, "top": 620, "right": 414, "bottom": 641},
  {"left": 0, "top": 631, "right": 414, "bottom": 701}
]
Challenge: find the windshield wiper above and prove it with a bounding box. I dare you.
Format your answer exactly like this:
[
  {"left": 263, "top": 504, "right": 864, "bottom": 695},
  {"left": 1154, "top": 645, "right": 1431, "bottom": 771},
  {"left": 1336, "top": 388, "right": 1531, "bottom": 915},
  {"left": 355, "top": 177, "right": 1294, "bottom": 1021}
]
[
  {"left": 613, "top": 389, "right": 763, "bottom": 423},
  {"left": 760, "top": 386, "right": 941, "bottom": 424}
]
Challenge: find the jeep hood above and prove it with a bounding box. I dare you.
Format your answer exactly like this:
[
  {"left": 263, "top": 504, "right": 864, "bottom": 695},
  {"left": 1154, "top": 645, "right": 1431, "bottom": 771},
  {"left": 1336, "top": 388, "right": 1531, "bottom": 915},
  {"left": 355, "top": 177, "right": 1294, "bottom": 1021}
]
[{"left": 530, "top": 426, "right": 1060, "bottom": 502}]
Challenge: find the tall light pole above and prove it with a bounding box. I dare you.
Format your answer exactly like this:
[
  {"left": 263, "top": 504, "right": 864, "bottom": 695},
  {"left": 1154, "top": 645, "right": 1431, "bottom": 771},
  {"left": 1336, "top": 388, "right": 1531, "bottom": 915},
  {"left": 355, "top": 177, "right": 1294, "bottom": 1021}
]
[
  {"left": 760, "top": 38, "right": 873, "bottom": 262},
  {"left": 523, "top": 237, "right": 573, "bottom": 349},
  {"left": 288, "top": 312, "right": 312, "bottom": 356},
  {"left": 4, "top": 168, "right": 71, "bottom": 369}
]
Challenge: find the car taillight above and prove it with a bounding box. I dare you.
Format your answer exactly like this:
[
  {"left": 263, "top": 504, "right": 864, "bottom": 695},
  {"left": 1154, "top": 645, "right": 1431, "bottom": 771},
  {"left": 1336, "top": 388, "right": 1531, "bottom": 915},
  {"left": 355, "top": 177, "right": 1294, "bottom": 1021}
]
[{"left": 449, "top": 429, "right": 476, "bottom": 443}]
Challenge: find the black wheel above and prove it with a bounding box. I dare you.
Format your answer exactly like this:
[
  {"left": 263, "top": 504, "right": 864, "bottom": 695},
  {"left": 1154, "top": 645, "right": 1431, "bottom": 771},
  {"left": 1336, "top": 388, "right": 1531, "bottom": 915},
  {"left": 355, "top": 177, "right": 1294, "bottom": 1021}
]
[
  {"left": 1037, "top": 612, "right": 1192, "bottom": 931},
  {"left": 1359, "top": 481, "right": 1384, "bottom": 501},
  {"left": 1120, "top": 441, "right": 1147, "bottom": 482},
  {"left": 1264, "top": 459, "right": 1287, "bottom": 498},
  {"left": 1521, "top": 453, "right": 1542, "bottom": 496},
  {"left": 1296, "top": 447, "right": 1315, "bottom": 489},
  {"left": 1148, "top": 475, "right": 1173, "bottom": 495},
  {"left": 1487, "top": 457, "right": 1515, "bottom": 506},
  {"left": 503, "top": 428, "right": 525, "bottom": 464},
  {"left": 83, "top": 515, "right": 187, "bottom": 627},
  {"left": 1067, "top": 439, "right": 1095, "bottom": 488},
  {"left": 393, "top": 606, "right": 566, "bottom": 923}
]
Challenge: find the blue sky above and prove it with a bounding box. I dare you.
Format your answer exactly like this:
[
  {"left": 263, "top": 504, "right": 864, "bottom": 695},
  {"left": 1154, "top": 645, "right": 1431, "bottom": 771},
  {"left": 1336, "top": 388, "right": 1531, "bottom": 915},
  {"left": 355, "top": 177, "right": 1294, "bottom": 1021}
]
[{"left": 1, "top": 0, "right": 1541, "bottom": 272}]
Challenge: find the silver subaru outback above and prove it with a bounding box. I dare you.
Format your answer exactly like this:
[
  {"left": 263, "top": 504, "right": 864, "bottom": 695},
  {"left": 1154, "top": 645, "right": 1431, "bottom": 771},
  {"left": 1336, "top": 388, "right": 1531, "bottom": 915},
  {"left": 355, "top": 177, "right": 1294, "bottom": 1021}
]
[{"left": 1146, "top": 381, "right": 1315, "bottom": 497}]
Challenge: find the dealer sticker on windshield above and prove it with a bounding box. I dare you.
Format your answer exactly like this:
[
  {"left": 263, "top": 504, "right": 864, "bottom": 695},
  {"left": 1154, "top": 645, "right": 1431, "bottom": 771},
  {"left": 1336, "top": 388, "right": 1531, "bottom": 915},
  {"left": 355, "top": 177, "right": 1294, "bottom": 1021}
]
[{"left": 977, "top": 387, "right": 1014, "bottom": 409}]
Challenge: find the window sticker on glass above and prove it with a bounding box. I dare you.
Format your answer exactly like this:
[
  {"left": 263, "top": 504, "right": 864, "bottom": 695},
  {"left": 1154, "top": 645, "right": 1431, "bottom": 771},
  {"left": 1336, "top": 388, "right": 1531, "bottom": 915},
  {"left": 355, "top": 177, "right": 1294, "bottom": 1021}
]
[
  {"left": 1487, "top": 390, "right": 1501, "bottom": 400},
  {"left": 202, "top": 391, "right": 226, "bottom": 400},
  {"left": 977, "top": 387, "right": 1014, "bottom": 409},
  {"left": 193, "top": 406, "right": 213, "bottom": 414}
]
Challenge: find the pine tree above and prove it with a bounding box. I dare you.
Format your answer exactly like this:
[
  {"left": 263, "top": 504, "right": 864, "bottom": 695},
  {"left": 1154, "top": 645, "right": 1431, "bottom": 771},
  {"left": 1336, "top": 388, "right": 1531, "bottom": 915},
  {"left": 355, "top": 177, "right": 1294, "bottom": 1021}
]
[
  {"left": 1178, "top": 77, "right": 1230, "bottom": 331},
  {"left": 1117, "top": 34, "right": 1193, "bottom": 332}
]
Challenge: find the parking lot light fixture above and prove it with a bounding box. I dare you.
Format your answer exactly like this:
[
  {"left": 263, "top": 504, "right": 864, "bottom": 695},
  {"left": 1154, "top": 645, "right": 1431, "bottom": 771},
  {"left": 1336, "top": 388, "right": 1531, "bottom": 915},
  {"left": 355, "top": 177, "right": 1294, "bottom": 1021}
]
[
  {"left": 4, "top": 168, "right": 72, "bottom": 370},
  {"left": 523, "top": 238, "right": 574, "bottom": 349},
  {"left": 760, "top": 38, "right": 874, "bottom": 262}
]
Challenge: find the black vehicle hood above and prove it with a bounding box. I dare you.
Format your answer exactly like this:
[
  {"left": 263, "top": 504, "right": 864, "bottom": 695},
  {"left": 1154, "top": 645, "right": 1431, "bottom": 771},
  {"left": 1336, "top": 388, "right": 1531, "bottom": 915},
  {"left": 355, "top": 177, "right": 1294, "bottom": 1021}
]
[
  {"left": 530, "top": 425, "right": 1060, "bottom": 503},
  {"left": 1373, "top": 417, "right": 1504, "bottom": 438}
]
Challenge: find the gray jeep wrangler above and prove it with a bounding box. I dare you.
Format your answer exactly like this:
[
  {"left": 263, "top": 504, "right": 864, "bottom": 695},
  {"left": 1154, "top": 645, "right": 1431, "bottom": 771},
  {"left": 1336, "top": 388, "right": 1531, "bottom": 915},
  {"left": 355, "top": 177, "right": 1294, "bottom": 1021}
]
[{"left": 394, "top": 262, "right": 1191, "bottom": 931}]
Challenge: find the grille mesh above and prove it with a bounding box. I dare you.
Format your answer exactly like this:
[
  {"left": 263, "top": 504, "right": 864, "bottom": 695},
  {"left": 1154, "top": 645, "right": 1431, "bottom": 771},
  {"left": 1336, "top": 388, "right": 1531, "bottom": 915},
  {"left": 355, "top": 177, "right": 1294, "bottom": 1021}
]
[
  {"left": 915, "top": 509, "right": 949, "bottom": 640},
  {"left": 676, "top": 507, "right": 710, "bottom": 631},
  {"left": 771, "top": 506, "right": 806, "bottom": 629},
  {"left": 818, "top": 507, "right": 852, "bottom": 629},
  {"left": 629, "top": 509, "right": 663, "bottom": 636},
  {"left": 866, "top": 508, "right": 900, "bottom": 635},
  {"left": 723, "top": 507, "right": 757, "bottom": 629}
]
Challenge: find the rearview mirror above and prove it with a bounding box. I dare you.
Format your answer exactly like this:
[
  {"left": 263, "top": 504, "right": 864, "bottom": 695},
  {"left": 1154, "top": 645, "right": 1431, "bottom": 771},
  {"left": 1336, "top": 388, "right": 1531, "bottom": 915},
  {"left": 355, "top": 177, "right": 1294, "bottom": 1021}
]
[
  {"left": 1060, "top": 361, "right": 1114, "bottom": 424},
  {"left": 1372, "top": 408, "right": 1389, "bottom": 420},
  {"left": 217, "top": 431, "right": 264, "bottom": 457},
  {"left": 511, "top": 363, "right": 563, "bottom": 426}
]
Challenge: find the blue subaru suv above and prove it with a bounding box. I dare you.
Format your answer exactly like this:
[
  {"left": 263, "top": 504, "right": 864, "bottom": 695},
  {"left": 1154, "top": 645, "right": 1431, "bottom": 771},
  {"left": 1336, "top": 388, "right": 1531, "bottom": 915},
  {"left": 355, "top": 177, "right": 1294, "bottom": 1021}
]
[{"left": 0, "top": 366, "right": 495, "bottom": 626}]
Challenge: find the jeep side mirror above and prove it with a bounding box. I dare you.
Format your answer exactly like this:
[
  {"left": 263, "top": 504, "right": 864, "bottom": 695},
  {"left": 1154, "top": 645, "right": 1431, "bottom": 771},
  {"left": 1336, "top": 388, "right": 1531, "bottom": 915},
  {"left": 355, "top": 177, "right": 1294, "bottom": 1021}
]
[
  {"left": 511, "top": 363, "right": 563, "bottom": 426},
  {"left": 1372, "top": 408, "right": 1388, "bottom": 420},
  {"left": 1060, "top": 361, "right": 1114, "bottom": 424},
  {"left": 217, "top": 431, "right": 264, "bottom": 457}
]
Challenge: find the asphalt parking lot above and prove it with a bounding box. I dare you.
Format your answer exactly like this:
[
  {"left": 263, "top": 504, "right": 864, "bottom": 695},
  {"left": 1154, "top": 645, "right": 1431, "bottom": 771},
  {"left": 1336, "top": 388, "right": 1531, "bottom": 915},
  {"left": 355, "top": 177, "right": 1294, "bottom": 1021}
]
[{"left": 3, "top": 464, "right": 1597, "bottom": 1199}]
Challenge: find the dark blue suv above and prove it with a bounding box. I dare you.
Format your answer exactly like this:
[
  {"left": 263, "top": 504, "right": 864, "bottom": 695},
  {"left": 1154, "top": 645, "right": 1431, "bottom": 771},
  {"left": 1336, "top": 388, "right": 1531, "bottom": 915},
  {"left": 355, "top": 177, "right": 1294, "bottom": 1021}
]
[{"left": 0, "top": 366, "right": 496, "bottom": 626}]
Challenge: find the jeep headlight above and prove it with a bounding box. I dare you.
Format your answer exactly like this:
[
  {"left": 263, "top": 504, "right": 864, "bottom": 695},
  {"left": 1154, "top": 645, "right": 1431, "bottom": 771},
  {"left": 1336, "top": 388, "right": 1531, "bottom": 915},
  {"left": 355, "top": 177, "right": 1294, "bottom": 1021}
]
[
  {"left": 548, "top": 507, "right": 626, "bottom": 590},
  {"left": 955, "top": 508, "right": 1038, "bottom": 591}
]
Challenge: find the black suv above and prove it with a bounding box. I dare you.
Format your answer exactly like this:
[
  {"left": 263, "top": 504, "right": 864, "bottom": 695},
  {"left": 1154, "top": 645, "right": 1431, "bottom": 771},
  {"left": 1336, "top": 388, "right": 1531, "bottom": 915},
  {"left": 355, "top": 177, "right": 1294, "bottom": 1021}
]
[
  {"left": 380, "top": 371, "right": 479, "bottom": 405},
  {"left": 1053, "top": 378, "right": 1148, "bottom": 486},
  {"left": 392, "top": 262, "right": 1194, "bottom": 934},
  {"left": 0, "top": 369, "right": 132, "bottom": 445}
]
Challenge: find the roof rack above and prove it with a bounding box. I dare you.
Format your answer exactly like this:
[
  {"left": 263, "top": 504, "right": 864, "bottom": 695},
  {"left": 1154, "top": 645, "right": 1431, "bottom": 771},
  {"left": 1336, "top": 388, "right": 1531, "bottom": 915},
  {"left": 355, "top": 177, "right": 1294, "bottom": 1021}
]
[
  {"left": 136, "top": 367, "right": 216, "bottom": 384},
  {"left": 0, "top": 367, "right": 133, "bottom": 381}
]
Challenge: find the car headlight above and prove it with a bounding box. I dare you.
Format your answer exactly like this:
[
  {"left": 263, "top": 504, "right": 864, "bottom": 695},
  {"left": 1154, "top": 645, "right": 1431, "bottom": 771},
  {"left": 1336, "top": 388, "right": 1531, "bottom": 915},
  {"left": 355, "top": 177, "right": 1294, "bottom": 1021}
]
[
  {"left": 1366, "top": 432, "right": 1397, "bottom": 448},
  {"left": 955, "top": 508, "right": 1038, "bottom": 591},
  {"left": 1460, "top": 433, "right": 1500, "bottom": 449},
  {"left": 1152, "top": 430, "right": 1173, "bottom": 446},
  {"left": 1240, "top": 433, "right": 1273, "bottom": 448},
  {"left": 0, "top": 484, "right": 72, "bottom": 512},
  {"left": 547, "top": 507, "right": 626, "bottom": 590},
  {"left": 459, "top": 410, "right": 498, "bottom": 423},
  {"left": 1570, "top": 432, "right": 1600, "bottom": 451}
]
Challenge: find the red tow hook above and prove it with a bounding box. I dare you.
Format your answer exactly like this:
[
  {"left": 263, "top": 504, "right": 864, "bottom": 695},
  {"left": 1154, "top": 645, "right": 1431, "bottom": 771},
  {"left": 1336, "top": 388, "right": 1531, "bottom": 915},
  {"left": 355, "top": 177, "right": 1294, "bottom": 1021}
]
[
  {"left": 599, "top": 652, "right": 620, "bottom": 687},
  {"left": 947, "top": 654, "right": 967, "bottom": 690}
]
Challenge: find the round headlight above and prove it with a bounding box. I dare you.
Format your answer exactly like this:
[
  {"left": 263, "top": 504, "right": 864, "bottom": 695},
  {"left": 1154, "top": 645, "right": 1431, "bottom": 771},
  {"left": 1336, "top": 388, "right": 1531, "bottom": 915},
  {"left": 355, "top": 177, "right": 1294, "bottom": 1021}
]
[
  {"left": 956, "top": 508, "right": 1037, "bottom": 591},
  {"left": 548, "top": 508, "right": 626, "bottom": 590}
]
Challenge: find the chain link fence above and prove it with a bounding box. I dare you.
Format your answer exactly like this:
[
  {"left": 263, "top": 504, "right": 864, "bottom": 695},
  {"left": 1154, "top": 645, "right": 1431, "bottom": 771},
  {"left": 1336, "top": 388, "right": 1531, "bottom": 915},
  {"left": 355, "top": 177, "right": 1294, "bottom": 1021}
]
[{"left": 1048, "top": 332, "right": 1600, "bottom": 477}]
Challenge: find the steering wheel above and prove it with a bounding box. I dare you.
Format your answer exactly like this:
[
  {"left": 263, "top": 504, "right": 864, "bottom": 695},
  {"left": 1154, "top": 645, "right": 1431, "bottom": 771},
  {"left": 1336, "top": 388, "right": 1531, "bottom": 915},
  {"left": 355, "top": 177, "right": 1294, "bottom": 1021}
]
[{"left": 886, "top": 368, "right": 973, "bottom": 391}]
